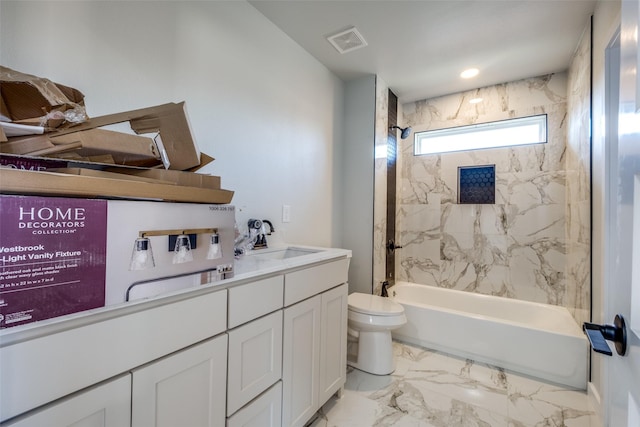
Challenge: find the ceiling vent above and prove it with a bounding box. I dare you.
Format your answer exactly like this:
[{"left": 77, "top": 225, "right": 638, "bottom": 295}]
[{"left": 326, "top": 27, "right": 368, "bottom": 54}]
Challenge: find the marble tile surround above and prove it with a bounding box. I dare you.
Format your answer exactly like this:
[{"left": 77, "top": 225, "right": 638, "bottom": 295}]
[
  {"left": 385, "top": 63, "right": 592, "bottom": 325},
  {"left": 397, "top": 74, "right": 570, "bottom": 307},
  {"left": 371, "top": 27, "right": 591, "bottom": 325},
  {"left": 310, "top": 341, "right": 598, "bottom": 427},
  {"left": 565, "top": 19, "right": 592, "bottom": 328}
]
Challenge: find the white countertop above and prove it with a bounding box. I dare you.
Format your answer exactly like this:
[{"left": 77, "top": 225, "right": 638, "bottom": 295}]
[
  {"left": 0, "top": 245, "right": 351, "bottom": 346},
  {"left": 233, "top": 245, "right": 352, "bottom": 278}
]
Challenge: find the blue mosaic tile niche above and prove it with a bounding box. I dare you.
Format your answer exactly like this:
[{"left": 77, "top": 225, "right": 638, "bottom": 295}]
[{"left": 458, "top": 165, "right": 495, "bottom": 204}]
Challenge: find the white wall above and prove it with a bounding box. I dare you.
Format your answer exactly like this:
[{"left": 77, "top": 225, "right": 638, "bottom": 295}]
[
  {"left": 0, "top": 1, "right": 345, "bottom": 248},
  {"left": 343, "top": 76, "right": 376, "bottom": 294}
]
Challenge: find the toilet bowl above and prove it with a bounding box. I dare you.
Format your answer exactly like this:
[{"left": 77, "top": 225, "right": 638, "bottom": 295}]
[{"left": 347, "top": 292, "right": 407, "bottom": 375}]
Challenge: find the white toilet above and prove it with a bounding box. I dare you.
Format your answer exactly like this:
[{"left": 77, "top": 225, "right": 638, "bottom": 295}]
[{"left": 347, "top": 292, "right": 407, "bottom": 375}]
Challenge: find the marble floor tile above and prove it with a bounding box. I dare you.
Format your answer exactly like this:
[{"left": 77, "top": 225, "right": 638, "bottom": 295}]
[{"left": 311, "top": 341, "right": 595, "bottom": 427}]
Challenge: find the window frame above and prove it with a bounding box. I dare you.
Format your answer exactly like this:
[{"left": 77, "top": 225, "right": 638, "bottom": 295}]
[{"left": 413, "top": 114, "right": 548, "bottom": 156}]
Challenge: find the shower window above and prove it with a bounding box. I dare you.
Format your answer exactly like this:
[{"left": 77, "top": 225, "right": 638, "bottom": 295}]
[{"left": 414, "top": 114, "right": 547, "bottom": 155}]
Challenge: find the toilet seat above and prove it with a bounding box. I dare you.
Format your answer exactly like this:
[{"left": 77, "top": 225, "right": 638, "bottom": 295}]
[{"left": 348, "top": 292, "right": 404, "bottom": 316}]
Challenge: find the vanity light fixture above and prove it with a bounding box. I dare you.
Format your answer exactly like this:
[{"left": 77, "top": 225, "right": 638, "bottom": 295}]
[
  {"left": 172, "top": 234, "right": 193, "bottom": 264},
  {"left": 129, "top": 237, "right": 155, "bottom": 271},
  {"left": 207, "top": 233, "right": 222, "bottom": 260},
  {"left": 460, "top": 68, "right": 479, "bottom": 79},
  {"left": 129, "top": 228, "right": 218, "bottom": 270}
]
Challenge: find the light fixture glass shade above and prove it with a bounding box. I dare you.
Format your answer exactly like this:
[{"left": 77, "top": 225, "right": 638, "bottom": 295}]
[
  {"left": 129, "top": 237, "right": 155, "bottom": 270},
  {"left": 172, "top": 234, "right": 193, "bottom": 264},
  {"left": 207, "top": 233, "right": 222, "bottom": 260}
]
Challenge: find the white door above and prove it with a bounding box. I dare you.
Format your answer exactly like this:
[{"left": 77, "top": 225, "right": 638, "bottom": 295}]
[{"left": 606, "top": 1, "right": 640, "bottom": 425}]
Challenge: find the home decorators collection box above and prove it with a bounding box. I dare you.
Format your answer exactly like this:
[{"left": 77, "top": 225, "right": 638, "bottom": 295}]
[{"left": 0, "top": 195, "right": 236, "bottom": 329}]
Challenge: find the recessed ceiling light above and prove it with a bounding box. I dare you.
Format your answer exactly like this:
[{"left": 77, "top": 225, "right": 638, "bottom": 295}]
[
  {"left": 460, "top": 68, "right": 479, "bottom": 79},
  {"left": 469, "top": 97, "right": 483, "bottom": 104}
]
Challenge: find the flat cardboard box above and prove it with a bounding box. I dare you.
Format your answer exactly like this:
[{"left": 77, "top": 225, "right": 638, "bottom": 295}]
[
  {"left": 0, "top": 148, "right": 214, "bottom": 173},
  {"left": 1, "top": 131, "right": 160, "bottom": 167},
  {"left": 0, "top": 168, "right": 234, "bottom": 204},
  {"left": 0, "top": 66, "right": 85, "bottom": 124},
  {"left": 105, "top": 167, "right": 221, "bottom": 189},
  {"left": 49, "top": 167, "right": 176, "bottom": 185},
  {"left": 49, "top": 102, "right": 200, "bottom": 170},
  {"left": 48, "top": 128, "right": 161, "bottom": 166},
  {"left": 0, "top": 134, "right": 56, "bottom": 155}
]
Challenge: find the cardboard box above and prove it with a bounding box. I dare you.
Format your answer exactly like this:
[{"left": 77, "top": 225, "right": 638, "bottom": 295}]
[
  {"left": 0, "top": 168, "right": 234, "bottom": 204},
  {"left": 49, "top": 102, "right": 200, "bottom": 170},
  {"left": 0, "top": 194, "right": 237, "bottom": 330},
  {"left": 0, "top": 66, "right": 85, "bottom": 124},
  {"left": 0, "top": 195, "right": 107, "bottom": 329},
  {"left": 47, "top": 129, "right": 161, "bottom": 167},
  {"left": 50, "top": 168, "right": 176, "bottom": 185},
  {"left": 104, "top": 167, "right": 221, "bottom": 189},
  {"left": 0, "top": 149, "right": 214, "bottom": 173}
]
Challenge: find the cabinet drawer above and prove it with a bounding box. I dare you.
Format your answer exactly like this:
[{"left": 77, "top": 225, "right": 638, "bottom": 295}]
[
  {"left": 0, "top": 289, "right": 227, "bottom": 422},
  {"left": 228, "top": 276, "right": 283, "bottom": 328},
  {"left": 284, "top": 259, "right": 349, "bottom": 306},
  {"left": 226, "top": 381, "right": 282, "bottom": 427},
  {"left": 227, "top": 311, "right": 283, "bottom": 416}
]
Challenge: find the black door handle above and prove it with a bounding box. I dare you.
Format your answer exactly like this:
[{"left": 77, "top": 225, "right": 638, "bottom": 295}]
[{"left": 583, "top": 314, "right": 627, "bottom": 356}]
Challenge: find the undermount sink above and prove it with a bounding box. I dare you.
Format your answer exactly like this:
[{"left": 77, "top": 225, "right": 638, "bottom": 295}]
[{"left": 249, "top": 247, "right": 322, "bottom": 260}]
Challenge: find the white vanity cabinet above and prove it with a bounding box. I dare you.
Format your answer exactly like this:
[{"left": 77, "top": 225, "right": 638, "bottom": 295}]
[
  {"left": 282, "top": 259, "right": 349, "bottom": 427},
  {"left": 131, "top": 334, "right": 228, "bottom": 427},
  {"left": 2, "top": 374, "right": 132, "bottom": 427},
  {"left": 0, "top": 289, "right": 228, "bottom": 424},
  {"left": 0, "top": 250, "right": 350, "bottom": 427}
]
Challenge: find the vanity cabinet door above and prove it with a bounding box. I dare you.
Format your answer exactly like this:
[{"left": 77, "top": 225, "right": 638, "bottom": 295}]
[
  {"left": 282, "top": 295, "right": 321, "bottom": 427},
  {"left": 227, "top": 311, "right": 283, "bottom": 416},
  {"left": 131, "top": 334, "right": 228, "bottom": 427},
  {"left": 319, "top": 283, "right": 348, "bottom": 404},
  {"left": 2, "top": 374, "right": 131, "bottom": 427}
]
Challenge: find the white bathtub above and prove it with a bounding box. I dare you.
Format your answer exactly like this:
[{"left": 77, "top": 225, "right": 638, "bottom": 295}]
[{"left": 390, "top": 281, "right": 588, "bottom": 389}]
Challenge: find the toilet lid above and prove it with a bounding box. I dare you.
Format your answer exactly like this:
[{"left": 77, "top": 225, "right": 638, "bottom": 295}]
[{"left": 348, "top": 293, "right": 404, "bottom": 316}]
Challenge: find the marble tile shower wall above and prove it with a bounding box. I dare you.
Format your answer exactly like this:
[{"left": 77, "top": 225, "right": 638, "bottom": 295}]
[
  {"left": 565, "top": 21, "right": 591, "bottom": 328},
  {"left": 398, "top": 73, "right": 571, "bottom": 307}
]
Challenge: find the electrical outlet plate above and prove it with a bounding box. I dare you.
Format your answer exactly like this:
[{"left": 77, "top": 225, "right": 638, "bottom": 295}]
[{"left": 282, "top": 204, "right": 291, "bottom": 223}]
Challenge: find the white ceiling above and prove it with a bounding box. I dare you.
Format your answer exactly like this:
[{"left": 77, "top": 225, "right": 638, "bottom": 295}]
[{"left": 249, "top": 0, "right": 597, "bottom": 103}]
